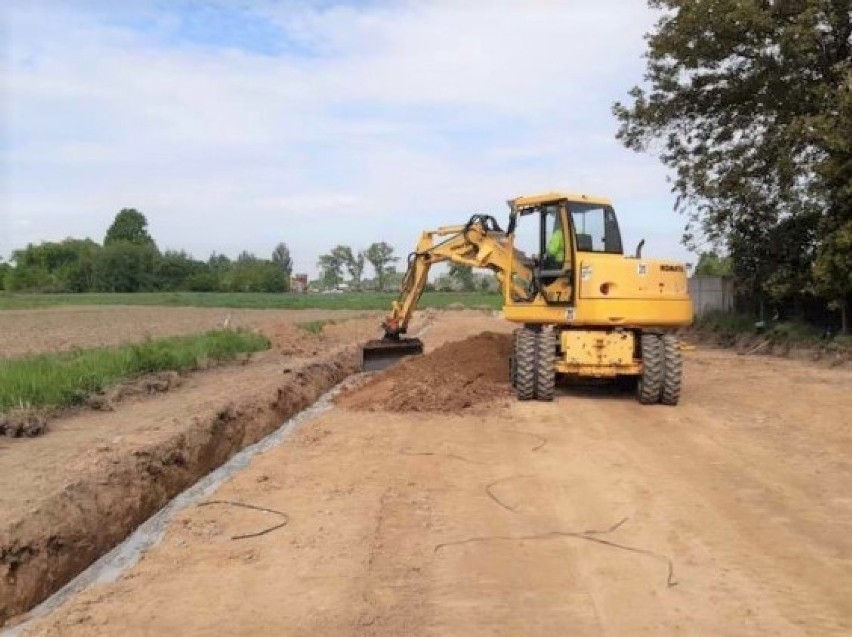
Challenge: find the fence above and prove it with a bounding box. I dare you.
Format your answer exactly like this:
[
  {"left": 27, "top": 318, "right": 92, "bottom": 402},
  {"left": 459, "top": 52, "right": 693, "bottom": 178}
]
[{"left": 689, "top": 275, "right": 734, "bottom": 317}]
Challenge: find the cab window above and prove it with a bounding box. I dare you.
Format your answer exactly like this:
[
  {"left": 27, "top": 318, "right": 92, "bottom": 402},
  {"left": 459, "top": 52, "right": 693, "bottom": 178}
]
[{"left": 569, "top": 203, "right": 623, "bottom": 254}]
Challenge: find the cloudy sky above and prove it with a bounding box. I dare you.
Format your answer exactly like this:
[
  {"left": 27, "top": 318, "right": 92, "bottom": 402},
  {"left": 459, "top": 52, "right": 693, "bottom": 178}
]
[{"left": 2, "top": 0, "right": 691, "bottom": 275}]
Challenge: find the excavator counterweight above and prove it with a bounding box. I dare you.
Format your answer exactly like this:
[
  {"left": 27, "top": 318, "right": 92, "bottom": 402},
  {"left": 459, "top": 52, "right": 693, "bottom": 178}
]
[{"left": 360, "top": 337, "right": 424, "bottom": 372}]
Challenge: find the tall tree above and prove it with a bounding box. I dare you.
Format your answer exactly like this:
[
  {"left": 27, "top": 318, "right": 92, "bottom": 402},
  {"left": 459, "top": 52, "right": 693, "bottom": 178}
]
[
  {"left": 92, "top": 242, "right": 157, "bottom": 292},
  {"left": 317, "top": 252, "right": 344, "bottom": 288},
  {"left": 449, "top": 263, "right": 476, "bottom": 291},
  {"left": 365, "top": 242, "right": 399, "bottom": 291},
  {"left": 693, "top": 252, "right": 733, "bottom": 277},
  {"left": 330, "top": 245, "right": 366, "bottom": 289},
  {"left": 104, "top": 209, "right": 157, "bottom": 248},
  {"left": 613, "top": 0, "right": 851, "bottom": 327},
  {"left": 813, "top": 221, "right": 852, "bottom": 333},
  {"left": 272, "top": 243, "right": 294, "bottom": 279},
  {"left": 0, "top": 257, "right": 11, "bottom": 290}
]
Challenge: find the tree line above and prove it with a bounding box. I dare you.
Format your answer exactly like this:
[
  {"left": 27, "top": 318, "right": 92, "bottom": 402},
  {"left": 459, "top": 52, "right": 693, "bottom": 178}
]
[
  {"left": 615, "top": 0, "right": 851, "bottom": 332},
  {"left": 0, "top": 208, "right": 498, "bottom": 295},
  {"left": 315, "top": 245, "right": 495, "bottom": 292},
  {"left": 1, "top": 209, "right": 295, "bottom": 293}
]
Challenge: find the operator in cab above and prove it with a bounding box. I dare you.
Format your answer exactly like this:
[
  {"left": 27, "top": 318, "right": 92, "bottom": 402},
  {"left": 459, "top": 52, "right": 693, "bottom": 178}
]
[{"left": 546, "top": 213, "right": 565, "bottom": 266}]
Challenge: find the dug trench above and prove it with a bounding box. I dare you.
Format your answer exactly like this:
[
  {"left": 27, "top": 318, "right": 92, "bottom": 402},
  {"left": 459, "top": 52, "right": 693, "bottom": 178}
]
[{"left": 0, "top": 351, "right": 357, "bottom": 625}]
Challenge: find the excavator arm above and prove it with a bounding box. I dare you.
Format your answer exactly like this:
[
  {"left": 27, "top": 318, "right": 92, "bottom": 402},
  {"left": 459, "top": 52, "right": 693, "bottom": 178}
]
[{"left": 361, "top": 215, "right": 532, "bottom": 371}]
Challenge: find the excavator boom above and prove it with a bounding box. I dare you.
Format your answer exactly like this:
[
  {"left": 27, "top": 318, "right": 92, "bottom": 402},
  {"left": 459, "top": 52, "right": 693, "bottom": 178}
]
[{"left": 360, "top": 214, "right": 529, "bottom": 371}]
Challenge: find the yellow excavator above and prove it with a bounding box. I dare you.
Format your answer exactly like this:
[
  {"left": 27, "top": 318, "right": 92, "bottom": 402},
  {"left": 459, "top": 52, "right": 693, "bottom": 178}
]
[{"left": 361, "top": 192, "right": 693, "bottom": 405}]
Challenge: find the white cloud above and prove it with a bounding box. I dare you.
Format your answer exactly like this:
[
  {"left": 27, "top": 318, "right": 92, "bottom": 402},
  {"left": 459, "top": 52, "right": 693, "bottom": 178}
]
[{"left": 1, "top": 0, "right": 690, "bottom": 273}]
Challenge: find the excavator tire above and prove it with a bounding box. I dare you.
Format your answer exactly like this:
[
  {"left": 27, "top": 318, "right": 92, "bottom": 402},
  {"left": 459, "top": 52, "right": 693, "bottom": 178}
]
[
  {"left": 509, "top": 329, "right": 520, "bottom": 388},
  {"left": 638, "top": 332, "right": 664, "bottom": 405},
  {"left": 535, "top": 330, "right": 556, "bottom": 401},
  {"left": 514, "top": 328, "right": 537, "bottom": 401},
  {"left": 660, "top": 333, "right": 683, "bottom": 406}
]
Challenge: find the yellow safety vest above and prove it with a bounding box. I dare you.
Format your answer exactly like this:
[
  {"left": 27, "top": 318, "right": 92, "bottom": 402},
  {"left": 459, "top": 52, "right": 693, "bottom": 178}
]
[{"left": 547, "top": 230, "right": 564, "bottom": 263}]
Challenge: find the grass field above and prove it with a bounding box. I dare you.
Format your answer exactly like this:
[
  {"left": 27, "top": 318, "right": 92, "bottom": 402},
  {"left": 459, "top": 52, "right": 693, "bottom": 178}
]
[
  {"left": 0, "top": 329, "right": 270, "bottom": 413},
  {"left": 0, "top": 291, "right": 502, "bottom": 311}
]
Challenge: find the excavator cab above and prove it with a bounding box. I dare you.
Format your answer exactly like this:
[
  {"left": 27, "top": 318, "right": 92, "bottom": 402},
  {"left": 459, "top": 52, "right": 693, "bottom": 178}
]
[
  {"left": 507, "top": 195, "right": 623, "bottom": 307},
  {"left": 508, "top": 201, "right": 573, "bottom": 302}
]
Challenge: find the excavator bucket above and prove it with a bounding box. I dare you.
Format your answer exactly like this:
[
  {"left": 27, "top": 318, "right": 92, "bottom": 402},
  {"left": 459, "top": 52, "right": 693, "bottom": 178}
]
[{"left": 360, "top": 338, "right": 424, "bottom": 372}]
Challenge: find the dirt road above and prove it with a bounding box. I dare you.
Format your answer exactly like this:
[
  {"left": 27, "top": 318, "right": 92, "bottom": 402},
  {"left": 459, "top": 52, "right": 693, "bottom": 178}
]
[{"left": 14, "top": 314, "right": 852, "bottom": 636}]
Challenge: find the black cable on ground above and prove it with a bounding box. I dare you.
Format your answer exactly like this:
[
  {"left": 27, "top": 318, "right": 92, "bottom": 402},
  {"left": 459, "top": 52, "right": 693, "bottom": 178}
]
[
  {"left": 197, "top": 500, "right": 289, "bottom": 540},
  {"left": 484, "top": 474, "right": 536, "bottom": 512},
  {"left": 501, "top": 429, "right": 548, "bottom": 452},
  {"left": 399, "top": 448, "right": 480, "bottom": 464},
  {"left": 433, "top": 516, "right": 677, "bottom": 588}
]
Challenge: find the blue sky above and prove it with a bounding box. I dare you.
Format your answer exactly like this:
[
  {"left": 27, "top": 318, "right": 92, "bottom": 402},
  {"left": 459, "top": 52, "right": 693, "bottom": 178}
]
[{"left": 1, "top": 0, "right": 693, "bottom": 276}]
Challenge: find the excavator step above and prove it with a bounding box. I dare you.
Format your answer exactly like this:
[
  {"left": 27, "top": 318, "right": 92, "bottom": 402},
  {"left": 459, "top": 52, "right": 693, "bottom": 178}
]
[{"left": 360, "top": 338, "right": 424, "bottom": 372}]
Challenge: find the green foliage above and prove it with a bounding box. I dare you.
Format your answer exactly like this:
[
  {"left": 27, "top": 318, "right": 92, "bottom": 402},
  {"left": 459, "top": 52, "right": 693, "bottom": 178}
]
[
  {"left": 5, "top": 239, "right": 100, "bottom": 292},
  {"left": 0, "top": 291, "right": 502, "bottom": 311},
  {"left": 696, "top": 309, "right": 841, "bottom": 345},
  {"left": 104, "top": 208, "right": 157, "bottom": 248},
  {"left": 155, "top": 250, "right": 206, "bottom": 291},
  {"left": 317, "top": 251, "right": 344, "bottom": 288},
  {"left": 221, "top": 253, "right": 288, "bottom": 292},
  {"left": 317, "top": 243, "right": 394, "bottom": 290},
  {"left": 770, "top": 319, "right": 824, "bottom": 342},
  {"left": 812, "top": 219, "right": 852, "bottom": 332},
  {"left": 271, "top": 242, "right": 293, "bottom": 287},
  {"left": 615, "top": 0, "right": 851, "bottom": 331},
  {"left": 695, "top": 310, "right": 758, "bottom": 336},
  {"left": 0, "top": 261, "right": 10, "bottom": 290},
  {"left": 1, "top": 211, "right": 295, "bottom": 295},
  {"left": 449, "top": 263, "right": 476, "bottom": 291},
  {"left": 382, "top": 265, "right": 404, "bottom": 291},
  {"left": 332, "top": 245, "right": 366, "bottom": 289},
  {"left": 693, "top": 252, "right": 733, "bottom": 277},
  {"left": 364, "top": 242, "right": 399, "bottom": 291},
  {"left": 92, "top": 242, "right": 159, "bottom": 292},
  {"left": 0, "top": 329, "right": 269, "bottom": 413},
  {"left": 296, "top": 319, "right": 338, "bottom": 334}
]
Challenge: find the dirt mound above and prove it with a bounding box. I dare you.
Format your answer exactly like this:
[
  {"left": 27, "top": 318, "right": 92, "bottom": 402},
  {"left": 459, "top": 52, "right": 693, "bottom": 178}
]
[{"left": 339, "top": 331, "right": 513, "bottom": 412}]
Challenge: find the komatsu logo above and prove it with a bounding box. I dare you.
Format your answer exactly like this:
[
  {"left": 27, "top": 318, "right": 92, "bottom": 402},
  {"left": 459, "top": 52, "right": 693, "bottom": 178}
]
[{"left": 660, "top": 264, "right": 685, "bottom": 273}]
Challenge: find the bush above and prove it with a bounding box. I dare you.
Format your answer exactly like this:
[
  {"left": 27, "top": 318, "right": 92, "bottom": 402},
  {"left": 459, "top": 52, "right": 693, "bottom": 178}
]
[{"left": 694, "top": 311, "right": 756, "bottom": 335}]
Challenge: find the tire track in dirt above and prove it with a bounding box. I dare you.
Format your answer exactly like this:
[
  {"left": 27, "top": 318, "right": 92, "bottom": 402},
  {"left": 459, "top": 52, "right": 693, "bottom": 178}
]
[{"left": 11, "top": 323, "right": 852, "bottom": 636}]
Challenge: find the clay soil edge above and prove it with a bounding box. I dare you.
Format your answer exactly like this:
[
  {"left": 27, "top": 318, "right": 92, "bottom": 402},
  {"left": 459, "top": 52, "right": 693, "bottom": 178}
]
[{"left": 0, "top": 350, "right": 358, "bottom": 625}]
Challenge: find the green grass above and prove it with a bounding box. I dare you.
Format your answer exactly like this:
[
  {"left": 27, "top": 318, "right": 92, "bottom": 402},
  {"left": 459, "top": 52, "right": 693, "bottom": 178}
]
[
  {"left": 0, "top": 291, "right": 502, "bottom": 311},
  {"left": 834, "top": 334, "right": 852, "bottom": 349},
  {"left": 0, "top": 329, "right": 270, "bottom": 413},
  {"left": 694, "top": 310, "right": 758, "bottom": 336},
  {"left": 695, "top": 310, "right": 850, "bottom": 349},
  {"left": 296, "top": 319, "right": 337, "bottom": 334}
]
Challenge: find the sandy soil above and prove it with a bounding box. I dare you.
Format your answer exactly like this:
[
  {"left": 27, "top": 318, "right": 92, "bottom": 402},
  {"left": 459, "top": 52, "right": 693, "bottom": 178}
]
[
  {"left": 0, "top": 306, "right": 376, "bottom": 359},
  {"left": 13, "top": 313, "right": 852, "bottom": 636},
  {"left": 0, "top": 308, "right": 435, "bottom": 621},
  {"left": 337, "top": 331, "right": 513, "bottom": 413}
]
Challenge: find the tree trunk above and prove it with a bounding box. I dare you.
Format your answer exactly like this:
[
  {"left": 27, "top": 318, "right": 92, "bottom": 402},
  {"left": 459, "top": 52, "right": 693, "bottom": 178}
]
[{"left": 842, "top": 296, "right": 849, "bottom": 335}]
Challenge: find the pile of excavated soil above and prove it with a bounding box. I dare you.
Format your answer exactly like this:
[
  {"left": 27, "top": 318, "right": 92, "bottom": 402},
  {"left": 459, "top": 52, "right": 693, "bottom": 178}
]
[{"left": 338, "top": 331, "right": 513, "bottom": 412}]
